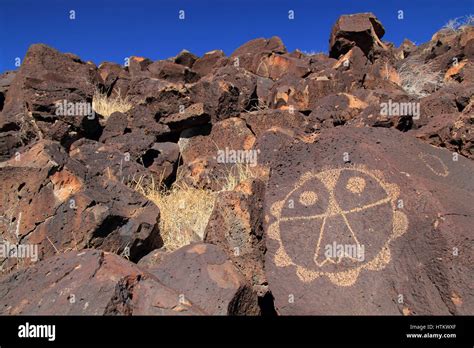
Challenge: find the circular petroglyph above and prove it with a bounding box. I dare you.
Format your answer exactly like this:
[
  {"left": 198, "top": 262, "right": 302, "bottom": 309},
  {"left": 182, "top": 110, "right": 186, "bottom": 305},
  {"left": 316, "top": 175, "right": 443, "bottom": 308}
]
[{"left": 268, "top": 165, "right": 408, "bottom": 286}]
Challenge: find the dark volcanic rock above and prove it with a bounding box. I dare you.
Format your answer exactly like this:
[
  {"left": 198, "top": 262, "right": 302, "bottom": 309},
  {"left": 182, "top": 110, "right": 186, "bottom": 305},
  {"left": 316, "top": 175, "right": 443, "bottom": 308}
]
[
  {"left": 396, "top": 39, "right": 417, "bottom": 59},
  {"left": 126, "top": 77, "right": 176, "bottom": 104},
  {"left": 242, "top": 109, "right": 309, "bottom": 138},
  {"left": 0, "top": 140, "right": 162, "bottom": 271},
  {"left": 148, "top": 60, "right": 199, "bottom": 84},
  {"left": 97, "top": 62, "right": 131, "bottom": 98},
  {"left": 268, "top": 66, "right": 365, "bottom": 114},
  {"left": 145, "top": 142, "right": 180, "bottom": 182},
  {"left": 91, "top": 111, "right": 179, "bottom": 182},
  {"left": 0, "top": 44, "right": 101, "bottom": 154},
  {"left": 192, "top": 50, "right": 226, "bottom": 77},
  {"left": 70, "top": 138, "right": 148, "bottom": 181},
  {"left": 329, "top": 13, "right": 387, "bottom": 60},
  {"left": 204, "top": 178, "right": 267, "bottom": 290},
  {"left": 161, "top": 103, "right": 211, "bottom": 133},
  {"left": 71, "top": 137, "right": 179, "bottom": 186},
  {"left": 128, "top": 56, "right": 153, "bottom": 79},
  {"left": 177, "top": 117, "right": 256, "bottom": 190},
  {"left": 179, "top": 117, "right": 255, "bottom": 164},
  {"left": 0, "top": 250, "right": 202, "bottom": 315},
  {"left": 341, "top": 89, "right": 418, "bottom": 131},
  {"left": 262, "top": 126, "right": 474, "bottom": 315},
  {"left": 0, "top": 71, "right": 16, "bottom": 112},
  {"left": 308, "top": 92, "right": 370, "bottom": 128},
  {"left": 230, "top": 36, "right": 287, "bottom": 74},
  {"left": 137, "top": 248, "right": 170, "bottom": 269},
  {"left": 173, "top": 49, "right": 198, "bottom": 68},
  {"left": 247, "top": 53, "right": 311, "bottom": 81},
  {"left": 148, "top": 243, "right": 260, "bottom": 315},
  {"left": 414, "top": 109, "right": 474, "bottom": 159},
  {"left": 189, "top": 65, "right": 259, "bottom": 123}
]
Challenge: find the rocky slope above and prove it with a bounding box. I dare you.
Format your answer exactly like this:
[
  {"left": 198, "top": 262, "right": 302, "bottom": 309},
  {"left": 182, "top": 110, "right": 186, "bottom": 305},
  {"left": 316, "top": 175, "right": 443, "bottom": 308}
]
[{"left": 0, "top": 13, "right": 472, "bottom": 315}]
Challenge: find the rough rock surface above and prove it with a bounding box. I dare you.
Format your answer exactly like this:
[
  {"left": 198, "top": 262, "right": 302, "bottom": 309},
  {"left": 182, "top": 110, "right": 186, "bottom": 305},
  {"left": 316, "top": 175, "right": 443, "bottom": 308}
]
[
  {"left": 0, "top": 44, "right": 100, "bottom": 157},
  {"left": 329, "top": 13, "right": 387, "bottom": 60},
  {"left": 0, "top": 250, "right": 203, "bottom": 315},
  {"left": 0, "top": 71, "right": 16, "bottom": 112},
  {"left": 0, "top": 140, "right": 162, "bottom": 271},
  {"left": 148, "top": 243, "right": 260, "bottom": 315},
  {"left": 263, "top": 126, "right": 474, "bottom": 315},
  {"left": 205, "top": 179, "right": 267, "bottom": 290}
]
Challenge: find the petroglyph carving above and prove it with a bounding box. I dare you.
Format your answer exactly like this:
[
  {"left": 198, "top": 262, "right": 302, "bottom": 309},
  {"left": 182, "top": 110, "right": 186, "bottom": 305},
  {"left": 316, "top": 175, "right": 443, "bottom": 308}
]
[
  {"left": 418, "top": 153, "right": 449, "bottom": 177},
  {"left": 268, "top": 165, "right": 408, "bottom": 286}
]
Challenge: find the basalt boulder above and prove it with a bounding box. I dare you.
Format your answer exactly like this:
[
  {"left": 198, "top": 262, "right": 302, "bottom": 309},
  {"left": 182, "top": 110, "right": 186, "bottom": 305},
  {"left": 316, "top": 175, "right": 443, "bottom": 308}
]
[
  {"left": 0, "top": 71, "right": 16, "bottom": 112},
  {"left": 204, "top": 179, "right": 267, "bottom": 292},
  {"left": 189, "top": 65, "right": 259, "bottom": 123},
  {"left": 241, "top": 109, "right": 309, "bottom": 138},
  {"left": 148, "top": 243, "right": 261, "bottom": 315},
  {"left": 329, "top": 13, "right": 387, "bottom": 61},
  {"left": 0, "top": 140, "right": 162, "bottom": 272},
  {"left": 192, "top": 50, "right": 226, "bottom": 77},
  {"left": 160, "top": 103, "right": 211, "bottom": 133},
  {"left": 97, "top": 62, "right": 131, "bottom": 98},
  {"left": 70, "top": 138, "right": 179, "bottom": 184},
  {"left": 262, "top": 126, "right": 474, "bottom": 315},
  {"left": 0, "top": 44, "right": 101, "bottom": 154},
  {"left": 0, "top": 250, "right": 203, "bottom": 315},
  {"left": 230, "top": 36, "right": 287, "bottom": 75},
  {"left": 148, "top": 60, "right": 199, "bottom": 84},
  {"left": 177, "top": 117, "right": 256, "bottom": 190},
  {"left": 173, "top": 49, "right": 198, "bottom": 69},
  {"left": 414, "top": 106, "right": 474, "bottom": 159}
]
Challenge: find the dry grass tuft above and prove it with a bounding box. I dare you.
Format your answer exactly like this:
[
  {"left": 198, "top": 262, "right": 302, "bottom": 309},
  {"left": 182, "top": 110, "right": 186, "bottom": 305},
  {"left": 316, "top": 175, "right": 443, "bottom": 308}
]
[
  {"left": 299, "top": 49, "right": 326, "bottom": 56},
  {"left": 219, "top": 162, "right": 259, "bottom": 191},
  {"left": 92, "top": 88, "right": 132, "bottom": 119},
  {"left": 442, "top": 15, "right": 474, "bottom": 32},
  {"left": 131, "top": 163, "right": 258, "bottom": 251},
  {"left": 138, "top": 177, "right": 215, "bottom": 251},
  {"left": 398, "top": 59, "right": 443, "bottom": 98}
]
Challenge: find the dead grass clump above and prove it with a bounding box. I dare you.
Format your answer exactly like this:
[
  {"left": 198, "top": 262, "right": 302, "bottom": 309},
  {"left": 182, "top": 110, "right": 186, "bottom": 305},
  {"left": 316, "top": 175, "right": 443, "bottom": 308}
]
[
  {"left": 398, "top": 59, "right": 443, "bottom": 98},
  {"left": 92, "top": 88, "right": 132, "bottom": 119},
  {"left": 131, "top": 163, "right": 259, "bottom": 251},
  {"left": 299, "top": 49, "right": 326, "bottom": 56},
  {"left": 442, "top": 15, "right": 474, "bottom": 32},
  {"left": 219, "top": 162, "right": 259, "bottom": 191}
]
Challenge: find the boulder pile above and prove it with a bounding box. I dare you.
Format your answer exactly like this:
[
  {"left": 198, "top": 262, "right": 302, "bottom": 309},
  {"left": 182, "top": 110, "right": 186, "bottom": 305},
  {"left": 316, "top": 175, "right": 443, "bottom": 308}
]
[{"left": 0, "top": 13, "right": 473, "bottom": 315}]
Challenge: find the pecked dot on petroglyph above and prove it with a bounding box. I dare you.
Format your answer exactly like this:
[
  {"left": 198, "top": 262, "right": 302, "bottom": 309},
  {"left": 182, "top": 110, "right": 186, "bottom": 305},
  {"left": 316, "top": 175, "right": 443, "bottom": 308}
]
[
  {"left": 299, "top": 191, "right": 318, "bottom": 206},
  {"left": 335, "top": 170, "right": 388, "bottom": 212},
  {"left": 346, "top": 176, "right": 366, "bottom": 194},
  {"left": 281, "top": 176, "right": 329, "bottom": 218}
]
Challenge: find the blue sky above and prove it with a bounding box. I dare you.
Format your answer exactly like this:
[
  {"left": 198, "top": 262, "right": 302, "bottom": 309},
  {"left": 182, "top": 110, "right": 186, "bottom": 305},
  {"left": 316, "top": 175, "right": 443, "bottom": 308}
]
[{"left": 0, "top": 0, "right": 472, "bottom": 72}]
